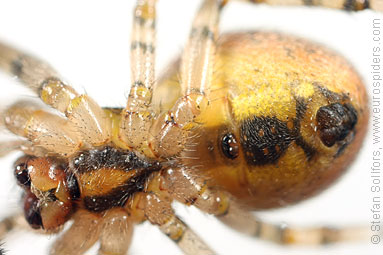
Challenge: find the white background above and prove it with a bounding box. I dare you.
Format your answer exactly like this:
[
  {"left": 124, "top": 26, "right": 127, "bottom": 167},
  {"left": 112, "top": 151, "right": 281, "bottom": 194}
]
[{"left": 0, "top": 0, "right": 382, "bottom": 254}]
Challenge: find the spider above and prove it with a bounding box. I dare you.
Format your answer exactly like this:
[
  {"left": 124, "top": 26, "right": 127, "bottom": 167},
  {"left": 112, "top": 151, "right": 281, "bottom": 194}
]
[{"left": 0, "top": 0, "right": 382, "bottom": 255}]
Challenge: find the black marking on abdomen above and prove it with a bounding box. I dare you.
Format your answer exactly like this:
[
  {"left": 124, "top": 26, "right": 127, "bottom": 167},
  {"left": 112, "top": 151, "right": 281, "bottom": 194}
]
[
  {"left": 295, "top": 97, "right": 307, "bottom": 121},
  {"left": 313, "top": 82, "right": 352, "bottom": 104},
  {"left": 295, "top": 136, "right": 316, "bottom": 160},
  {"left": 240, "top": 97, "right": 317, "bottom": 166},
  {"left": 240, "top": 116, "right": 295, "bottom": 165}
]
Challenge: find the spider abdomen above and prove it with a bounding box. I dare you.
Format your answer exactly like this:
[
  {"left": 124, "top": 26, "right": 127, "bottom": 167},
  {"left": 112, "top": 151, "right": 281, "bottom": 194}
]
[{"left": 156, "top": 31, "right": 369, "bottom": 209}]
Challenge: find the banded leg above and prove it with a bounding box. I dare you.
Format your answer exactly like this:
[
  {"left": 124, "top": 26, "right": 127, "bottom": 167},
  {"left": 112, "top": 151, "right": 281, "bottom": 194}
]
[
  {"left": 162, "top": 168, "right": 369, "bottom": 245},
  {"left": 149, "top": 0, "right": 222, "bottom": 158},
  {"left": 149, "top": 195, "right": 214, "bottom": 254},
  {"left": 217, "top": 202, "right": 369, "bottom": 245},
  {"left": 238, "top": 0, "right": 382, "bottom": 11},
  {"left": 120, "top": 0, "right": 157, "bottom": 154},
  {"left": 159, "top": 214, "right": 215, "bottom": 255},
  {"left": 0, "top": 42, "right": 59, "bottom": 93},
  {"left": 0, "top": 42, "right": 111, "bottom": 146},
  {"left": 130, "top": 173, "right": 215, "bottom": 255}
]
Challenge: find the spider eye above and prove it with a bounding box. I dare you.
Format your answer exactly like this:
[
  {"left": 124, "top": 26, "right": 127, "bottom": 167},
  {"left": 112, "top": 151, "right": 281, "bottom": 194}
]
[
  {"left": 14, "top": 156, "right": 32, "bottom": 187},
  {"left": 221, "top": 133, "right": 239, "bottom": 159}
]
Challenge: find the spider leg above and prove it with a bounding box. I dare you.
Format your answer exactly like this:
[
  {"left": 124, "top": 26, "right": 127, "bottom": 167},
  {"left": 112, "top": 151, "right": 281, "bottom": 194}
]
[
  {"left": 98, "top": 208, "right": 133, "bottom": 255},
  {"left": 0, "top": 140, "right": 26, "bottom": 157},
  {"left": 216, "top": 201, "right": 369, "bottom": 245},
  {"left": 0, "top": 140, "right": 48, "bottom": 158},
  {"left": 162, "top": 167, "right": 369, "bottom": 245},
  {"left": 149, "top": 0, "right": 222, "bottom": 158},
  {"left": 40, "top": 80, "right": 111, "bottom": 146},
  {"left": 120, "top": 0, "right": 157, "bottom": 154},
  {"left": 4, "top": 101, "right": 82, "bottom": 156},
  {"left": 134, "top": 190, "right": 215, "bottom": 255},
  {"left": 159, "top": 214, "right": 215, "bottom": 255},
  {"left": 128, "top": 172, "right": 214, "bottom": 255},
  {"left": 50, "top": 210, "right": 102, "bottom": 255},
  {"left": 0, "top": 41, "right": 59, "bottom": 93},
  {"left": 0, "top": 42, "right": 111, "bottom": 147},
  {"left": 236, "top": 0, "right": 381, "bottom": 11}
]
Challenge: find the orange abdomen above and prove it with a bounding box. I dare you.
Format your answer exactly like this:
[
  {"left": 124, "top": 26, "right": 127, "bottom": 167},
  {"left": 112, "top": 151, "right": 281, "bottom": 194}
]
[{"left": 174, "top": 32, "right": 369, "bottom": 209}]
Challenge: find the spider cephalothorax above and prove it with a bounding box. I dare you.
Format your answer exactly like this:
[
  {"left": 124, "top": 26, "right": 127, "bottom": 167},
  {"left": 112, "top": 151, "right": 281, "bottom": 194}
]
[{"left": 14, "top": 146, "right": 164, "bottom": 232}]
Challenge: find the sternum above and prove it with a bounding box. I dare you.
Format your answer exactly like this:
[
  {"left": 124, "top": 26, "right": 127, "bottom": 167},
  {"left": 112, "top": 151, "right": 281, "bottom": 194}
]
[{"left": 69, "top": 146, "right": 162, "bottom": 212}]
